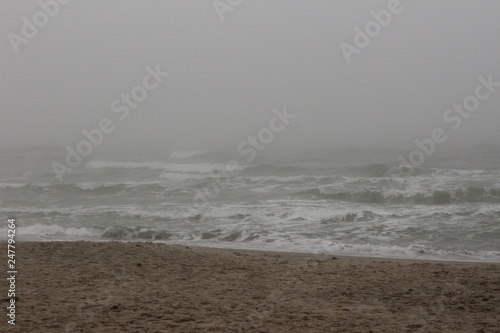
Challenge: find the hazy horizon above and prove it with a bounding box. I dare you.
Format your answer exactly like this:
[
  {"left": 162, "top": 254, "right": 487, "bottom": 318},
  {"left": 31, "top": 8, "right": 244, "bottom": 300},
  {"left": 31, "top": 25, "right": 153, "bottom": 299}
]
[{"left": 2, "top": 0, "right": 500, "bottom": 155}]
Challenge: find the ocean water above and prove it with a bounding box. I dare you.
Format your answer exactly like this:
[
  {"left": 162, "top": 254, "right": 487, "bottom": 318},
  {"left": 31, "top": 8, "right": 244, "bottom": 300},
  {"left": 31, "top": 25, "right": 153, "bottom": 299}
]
[{"left": 1, "top": 145, "right": 499, "bottom": 262}]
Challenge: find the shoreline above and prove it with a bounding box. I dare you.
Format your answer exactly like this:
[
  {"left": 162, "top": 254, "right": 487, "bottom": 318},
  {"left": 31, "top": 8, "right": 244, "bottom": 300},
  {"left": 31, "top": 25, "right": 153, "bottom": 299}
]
[
  {"left": 12, "top": 237, "right": 500, "bottom": 264},
  {"left": 1, "top": 241, "right": 499, "bottom": 332},
  {"left": 168, "top": 242, "right": 500, "bottom": 265}
]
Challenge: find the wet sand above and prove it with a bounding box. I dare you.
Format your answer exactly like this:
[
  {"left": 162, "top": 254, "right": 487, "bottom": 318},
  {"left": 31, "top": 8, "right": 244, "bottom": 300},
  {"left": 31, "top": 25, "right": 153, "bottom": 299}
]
[{"left": 1, "top": 241, "right": 499, "bottom": 332}]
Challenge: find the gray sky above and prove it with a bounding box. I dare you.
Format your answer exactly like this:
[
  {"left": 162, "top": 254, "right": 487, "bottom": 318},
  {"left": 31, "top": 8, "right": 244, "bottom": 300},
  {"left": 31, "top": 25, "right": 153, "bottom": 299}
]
[{"left": 1, "top": 0, "right": 499, "bottom": 153}]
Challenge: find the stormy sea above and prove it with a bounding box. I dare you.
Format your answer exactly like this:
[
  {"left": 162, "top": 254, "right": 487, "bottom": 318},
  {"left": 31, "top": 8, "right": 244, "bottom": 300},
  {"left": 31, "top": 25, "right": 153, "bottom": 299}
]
[{"left": 1, "top": 144, "right": 499, "bottom": 262}]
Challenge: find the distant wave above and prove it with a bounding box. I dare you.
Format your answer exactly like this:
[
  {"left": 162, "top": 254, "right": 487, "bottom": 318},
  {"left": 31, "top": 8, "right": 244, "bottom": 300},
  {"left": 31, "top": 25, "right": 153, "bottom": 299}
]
[
  {"left": 86, "top": 160, "right": 243, "bottom": 174},
  {"left": 0, "top": 206, "right": 250, "bottom": 222},
  {"left": 0, "top": 207, "right": 75, "bottom": 217},
  {"left": 239, "top": 164, "right": 302, "bottom": 176},
  {"left": 159, "top": 172, "right": 207, "bottom": 181},
  {"left": 0, "top": 183, "right": 29, "bottom": 189},
  {"left": 242, "top": 175, "right": 337, "bottom": 183},
  {"left": 72, "top": 183, "right": 127, "bottom": 193},
  {"left": 336, "top": 163, "right": 500, "bottom": 179},
  {"left": 303, "top": 186, "right": 500, "bottom": 205},
  {"left": 319, "top": 210, "right": 383, "bottom": 223},
  {"left": 338, "top": 163, "right": 444, "bottom": 178},
  {"left": 0, "top": 182, "right": 149, "bottom": 195},
  {"left": 239, "top": 163, "right": 436, "bottom": 178},
  {"left": 339, "top": 164, "right": 392, "bottom": 177},
  {"left": 169, "top": 150, "right": 206, "bottom": 159}
]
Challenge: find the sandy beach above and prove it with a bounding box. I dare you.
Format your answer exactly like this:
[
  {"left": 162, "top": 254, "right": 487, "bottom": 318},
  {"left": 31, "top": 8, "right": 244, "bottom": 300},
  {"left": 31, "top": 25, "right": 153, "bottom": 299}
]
[{"left": 1, "top": 241, "right": 499, "bottom": 332}]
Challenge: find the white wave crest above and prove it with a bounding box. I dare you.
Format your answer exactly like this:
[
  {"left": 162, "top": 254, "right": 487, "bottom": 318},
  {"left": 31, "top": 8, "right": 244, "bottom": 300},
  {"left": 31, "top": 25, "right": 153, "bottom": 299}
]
[
  {"left": 169, "top": 150, "right": 206, "bottom": 159},
  {"left": 15, "top": 224, "right": 102, "bottom": 238},
  {"left": 86, "top": 160, "right": 242, "bottom": 174}
]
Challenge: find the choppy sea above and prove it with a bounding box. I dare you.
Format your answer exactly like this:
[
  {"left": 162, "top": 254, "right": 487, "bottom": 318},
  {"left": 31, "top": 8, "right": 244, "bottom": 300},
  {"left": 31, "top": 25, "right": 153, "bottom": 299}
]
[{"left": 1, "top": 145, "right": 499, "bottom": 262}]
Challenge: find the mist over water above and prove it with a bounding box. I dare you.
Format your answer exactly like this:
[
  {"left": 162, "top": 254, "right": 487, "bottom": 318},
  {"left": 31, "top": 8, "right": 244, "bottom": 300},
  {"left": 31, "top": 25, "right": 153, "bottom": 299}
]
[{"left": 1, "top": 1, "right": 499, "bottom": 261}]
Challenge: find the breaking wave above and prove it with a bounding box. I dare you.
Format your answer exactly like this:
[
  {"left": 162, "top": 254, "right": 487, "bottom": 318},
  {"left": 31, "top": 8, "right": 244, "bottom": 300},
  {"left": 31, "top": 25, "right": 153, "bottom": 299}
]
[
  {"left": 303, "top": 186, "right": 500, "bottom": 204},
  {"left": 9, "top": 223, "right": 500, "bottom": 262}
]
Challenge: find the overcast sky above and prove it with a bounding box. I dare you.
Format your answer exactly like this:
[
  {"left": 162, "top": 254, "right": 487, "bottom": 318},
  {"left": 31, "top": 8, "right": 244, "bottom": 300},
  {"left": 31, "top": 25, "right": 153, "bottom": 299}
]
[{"left": 1, "top": 0, "right": 499, "bottom": 154}]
